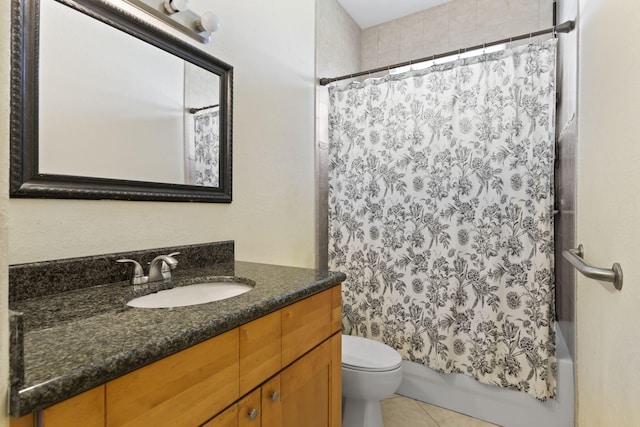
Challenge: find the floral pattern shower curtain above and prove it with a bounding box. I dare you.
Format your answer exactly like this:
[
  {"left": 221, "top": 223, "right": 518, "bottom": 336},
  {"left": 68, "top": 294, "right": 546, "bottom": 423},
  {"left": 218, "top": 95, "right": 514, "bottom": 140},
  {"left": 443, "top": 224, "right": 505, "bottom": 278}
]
[
  {"left": 193, "top": 107, "right": 220, "bottom": 187},
  {"left": 328, "top": 40, "right": 557, "bottom": 400}
]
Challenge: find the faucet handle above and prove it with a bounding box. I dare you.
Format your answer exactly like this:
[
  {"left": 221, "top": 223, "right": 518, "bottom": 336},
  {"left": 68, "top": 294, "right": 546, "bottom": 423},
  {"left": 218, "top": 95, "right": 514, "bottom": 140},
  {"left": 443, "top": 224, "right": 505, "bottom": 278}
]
[{"left": 116, "top": 259, "right": 148, "bottom": 285}]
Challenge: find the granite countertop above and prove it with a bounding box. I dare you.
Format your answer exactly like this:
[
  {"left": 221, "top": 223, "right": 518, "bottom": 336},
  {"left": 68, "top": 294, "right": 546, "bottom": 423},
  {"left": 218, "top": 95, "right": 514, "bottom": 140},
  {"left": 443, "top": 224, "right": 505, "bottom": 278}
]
[{"left": 9, "top": 260, "right": 345, "bottom": 417}]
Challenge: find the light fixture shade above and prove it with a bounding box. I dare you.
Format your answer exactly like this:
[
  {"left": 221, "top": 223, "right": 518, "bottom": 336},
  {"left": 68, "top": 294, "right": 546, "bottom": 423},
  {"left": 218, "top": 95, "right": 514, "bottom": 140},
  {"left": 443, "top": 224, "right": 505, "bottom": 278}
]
[
  {"left": 163, "top": 0, "right": 189, "bottom": 14},
  {"left": 196, "top": 12, "right": 220, "bottom": 33}
]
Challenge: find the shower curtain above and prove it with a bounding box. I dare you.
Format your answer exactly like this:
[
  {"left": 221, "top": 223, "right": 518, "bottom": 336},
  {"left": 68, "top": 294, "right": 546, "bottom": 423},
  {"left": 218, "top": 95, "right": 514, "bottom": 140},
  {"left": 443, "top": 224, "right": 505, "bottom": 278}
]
[
  {"left": 328, "top": 40, "right": 557, "bottom": 400},
  {"left": 193, "top": 107, "right": 220, "bottom": 186}
]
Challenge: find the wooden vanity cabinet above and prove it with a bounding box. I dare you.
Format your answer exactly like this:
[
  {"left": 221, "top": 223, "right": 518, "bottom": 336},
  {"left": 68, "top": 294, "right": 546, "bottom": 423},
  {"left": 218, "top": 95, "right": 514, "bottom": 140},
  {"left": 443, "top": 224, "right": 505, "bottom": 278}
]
[{"left": 11, "top": 285, "right": 342, "bottom": 427}]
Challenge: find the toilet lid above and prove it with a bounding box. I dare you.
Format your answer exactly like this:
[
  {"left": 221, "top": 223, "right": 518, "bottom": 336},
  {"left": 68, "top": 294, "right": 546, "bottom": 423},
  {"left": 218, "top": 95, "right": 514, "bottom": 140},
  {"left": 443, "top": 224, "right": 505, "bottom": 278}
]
[{"left": 342, "top": 335, "right": 402, "bottom": 372}]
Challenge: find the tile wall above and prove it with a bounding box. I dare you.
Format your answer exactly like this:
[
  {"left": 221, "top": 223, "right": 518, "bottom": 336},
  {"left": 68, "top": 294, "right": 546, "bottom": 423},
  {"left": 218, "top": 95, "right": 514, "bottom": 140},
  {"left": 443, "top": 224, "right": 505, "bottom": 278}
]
[
  {"left": 555, "top": 0, "right": 578, "bottom": 361},
  {"left": 360, "top": 0, "right": 554, "bottom": 71},
  {"left": 315, "top": 0, "right": 361, "bottom": 269}
]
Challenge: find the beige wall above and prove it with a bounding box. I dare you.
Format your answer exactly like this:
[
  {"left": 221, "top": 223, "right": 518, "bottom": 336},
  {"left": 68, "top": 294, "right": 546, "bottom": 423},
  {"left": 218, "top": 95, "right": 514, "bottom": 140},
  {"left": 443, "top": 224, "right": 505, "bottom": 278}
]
[
  {"left": 361, "top": 0, "right": 554, "bottom": 71},
  {"left": 9, "top": 0, "right": 317, "bottom": 268},
  {"left": 577, "top": 0, "right": 640, "bottom": 425}
]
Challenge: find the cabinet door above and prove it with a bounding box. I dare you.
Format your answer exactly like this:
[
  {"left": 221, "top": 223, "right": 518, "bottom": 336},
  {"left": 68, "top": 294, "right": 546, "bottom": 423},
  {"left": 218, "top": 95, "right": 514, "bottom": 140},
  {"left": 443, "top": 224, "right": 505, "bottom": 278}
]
[
  {"left": 260, "top": 375, "right": 282, "bottom": 426},
  {"left": 106, "top": 329, "right": 239, "bottom": 427},
  {"left": 239, "top": 310, "right": 281, "bottom": 396},
  {"left": 42, "top": 386, "right": 105, "bottom": 427},
  {"left": 237, "top": 388, "right": 261, "bottom": 427},
  {"left": 280, "top": 333, "right": 341, "bottom": 427},
  {"left": 201, "top": 404, "right": 238, "bottom": 427}
]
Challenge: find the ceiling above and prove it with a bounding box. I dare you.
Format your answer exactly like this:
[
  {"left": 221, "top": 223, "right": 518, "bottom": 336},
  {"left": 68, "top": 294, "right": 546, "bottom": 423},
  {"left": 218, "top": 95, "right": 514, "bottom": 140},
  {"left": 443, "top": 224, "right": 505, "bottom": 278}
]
[{"left": 337, "top": 0, "right": 451, "bottom": 29}]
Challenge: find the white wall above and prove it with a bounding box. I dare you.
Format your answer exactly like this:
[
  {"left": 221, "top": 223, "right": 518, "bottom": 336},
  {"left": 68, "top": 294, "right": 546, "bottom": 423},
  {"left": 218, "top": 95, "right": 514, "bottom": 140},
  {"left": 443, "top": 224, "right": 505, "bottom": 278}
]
[
  {"left": 577, "top": 0, "right": 640, "bottom": 424},
  {"left": 8, "top": 0, "right": 317, "bottom": 268}
]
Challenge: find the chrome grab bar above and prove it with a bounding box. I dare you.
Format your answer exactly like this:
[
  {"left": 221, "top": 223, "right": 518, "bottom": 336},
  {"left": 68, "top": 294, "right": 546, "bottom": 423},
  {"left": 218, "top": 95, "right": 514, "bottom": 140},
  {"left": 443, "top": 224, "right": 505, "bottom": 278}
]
[{"left": 562, "top": 245, "right": 623, "bottom": 290}]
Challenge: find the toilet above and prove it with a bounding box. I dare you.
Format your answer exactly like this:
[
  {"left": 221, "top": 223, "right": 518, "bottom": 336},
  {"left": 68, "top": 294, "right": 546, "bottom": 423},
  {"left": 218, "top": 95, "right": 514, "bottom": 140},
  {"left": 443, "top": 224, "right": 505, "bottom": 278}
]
[{"left": 342, "top": 334, "right": 403, "bottom": 427}]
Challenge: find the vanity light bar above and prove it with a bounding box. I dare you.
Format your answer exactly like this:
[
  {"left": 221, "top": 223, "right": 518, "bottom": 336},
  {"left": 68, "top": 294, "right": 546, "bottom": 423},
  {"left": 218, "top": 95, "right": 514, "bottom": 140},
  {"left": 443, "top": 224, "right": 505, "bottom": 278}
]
[{"left": 123, "top": 0, "right": 219, "bottom": 44}]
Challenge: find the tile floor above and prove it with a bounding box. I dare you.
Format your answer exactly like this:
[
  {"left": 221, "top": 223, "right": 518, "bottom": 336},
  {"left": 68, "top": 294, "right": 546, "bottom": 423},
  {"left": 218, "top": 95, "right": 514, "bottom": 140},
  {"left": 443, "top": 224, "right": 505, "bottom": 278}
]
[{"left": 381, "top": 394, "right": 501, "bottom": 427}]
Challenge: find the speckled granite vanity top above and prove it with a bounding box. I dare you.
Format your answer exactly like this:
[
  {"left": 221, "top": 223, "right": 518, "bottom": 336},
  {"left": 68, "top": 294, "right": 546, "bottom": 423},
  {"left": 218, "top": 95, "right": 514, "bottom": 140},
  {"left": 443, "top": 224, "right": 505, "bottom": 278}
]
[{"left": 8, "top": 241, "right": 345, "bottom": 417}]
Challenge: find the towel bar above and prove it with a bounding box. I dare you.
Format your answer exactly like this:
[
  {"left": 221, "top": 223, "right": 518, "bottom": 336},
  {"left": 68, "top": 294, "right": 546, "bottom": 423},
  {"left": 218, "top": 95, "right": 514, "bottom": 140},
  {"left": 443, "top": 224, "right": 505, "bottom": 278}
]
[{"left": 562, "top": 245, "right": 623, "bottom": 290}]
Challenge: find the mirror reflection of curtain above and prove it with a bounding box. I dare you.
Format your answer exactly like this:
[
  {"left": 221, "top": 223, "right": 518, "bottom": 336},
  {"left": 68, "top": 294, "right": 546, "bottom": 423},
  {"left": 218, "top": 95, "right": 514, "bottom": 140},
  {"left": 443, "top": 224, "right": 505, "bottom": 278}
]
[{"left": 192, "top": 107, "right": 220, "bottom": 187}]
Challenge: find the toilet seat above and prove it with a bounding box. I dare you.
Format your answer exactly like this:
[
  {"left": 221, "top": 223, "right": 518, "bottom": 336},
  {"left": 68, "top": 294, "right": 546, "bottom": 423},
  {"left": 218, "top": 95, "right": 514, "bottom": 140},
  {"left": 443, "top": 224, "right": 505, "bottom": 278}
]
[{"left": 342, "top": 335, "right": 402, "bottom": 372}]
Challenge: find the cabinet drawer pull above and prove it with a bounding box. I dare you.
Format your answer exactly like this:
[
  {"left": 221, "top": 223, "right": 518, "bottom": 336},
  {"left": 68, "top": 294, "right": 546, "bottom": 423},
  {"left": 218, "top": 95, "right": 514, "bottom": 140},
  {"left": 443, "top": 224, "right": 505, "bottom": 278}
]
[
  {"left": 248, "top": 408, "right": 259, "bottom": 421},
  {"left": 270, "top": 391, "right": 280, "bottom": 402}
]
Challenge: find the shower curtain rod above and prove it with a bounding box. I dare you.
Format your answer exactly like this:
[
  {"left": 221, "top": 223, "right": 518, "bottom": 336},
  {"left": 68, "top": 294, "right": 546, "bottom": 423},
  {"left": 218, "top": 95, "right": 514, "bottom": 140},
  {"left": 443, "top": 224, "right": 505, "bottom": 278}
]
[
  {"left": 319, "top": 20, "right": 575, "bottom": 86},
  {"left": 188, "top": 104, "right": 219, "bottom": 114}
]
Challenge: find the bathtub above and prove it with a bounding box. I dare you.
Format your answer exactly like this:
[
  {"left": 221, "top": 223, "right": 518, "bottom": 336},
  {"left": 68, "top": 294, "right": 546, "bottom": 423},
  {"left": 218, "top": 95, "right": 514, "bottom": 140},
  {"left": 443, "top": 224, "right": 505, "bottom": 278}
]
[{"left": 396, "top": 326, "right": 574, "bottom": 427}]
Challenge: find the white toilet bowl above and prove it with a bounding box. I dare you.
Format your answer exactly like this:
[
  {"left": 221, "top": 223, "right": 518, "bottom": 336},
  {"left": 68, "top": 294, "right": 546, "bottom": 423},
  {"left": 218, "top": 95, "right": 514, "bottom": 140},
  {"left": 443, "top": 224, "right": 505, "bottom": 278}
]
[{"left": 342, "top": 334, "right": 403, "bottom": 427}]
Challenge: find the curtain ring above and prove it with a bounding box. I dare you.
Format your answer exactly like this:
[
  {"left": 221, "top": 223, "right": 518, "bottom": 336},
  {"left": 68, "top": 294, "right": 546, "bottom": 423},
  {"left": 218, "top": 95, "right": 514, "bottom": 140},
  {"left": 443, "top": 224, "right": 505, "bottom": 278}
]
[{"left": 482, "top": 43, "right": 486, "bottom": 54}]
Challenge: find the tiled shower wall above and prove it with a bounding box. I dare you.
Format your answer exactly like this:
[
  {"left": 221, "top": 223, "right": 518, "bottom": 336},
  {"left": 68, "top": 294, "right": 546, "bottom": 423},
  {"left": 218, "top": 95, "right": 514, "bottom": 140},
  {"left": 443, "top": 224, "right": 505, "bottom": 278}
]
[
  {"left": 315, "top": 0, "right": 360, "bottom": 269},
  {"left": 555, "top": 0, "right": 578, "bottom": 360},
  {"left": 361, "top": 0, "right": 554, "bottom": 71}
]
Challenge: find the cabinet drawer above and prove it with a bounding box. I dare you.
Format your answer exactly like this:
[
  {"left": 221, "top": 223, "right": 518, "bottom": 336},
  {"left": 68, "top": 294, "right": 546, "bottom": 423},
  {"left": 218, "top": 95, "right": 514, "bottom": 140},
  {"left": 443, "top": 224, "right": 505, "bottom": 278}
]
[
  {"left": 106, "top": 329, "right": 239, "bottom": 427},
  {"left": 281, "top": 288, "right": 332, "bottom": 367},
  {"left": 239, "top": 310, "right": 282, "bottom": 396}
]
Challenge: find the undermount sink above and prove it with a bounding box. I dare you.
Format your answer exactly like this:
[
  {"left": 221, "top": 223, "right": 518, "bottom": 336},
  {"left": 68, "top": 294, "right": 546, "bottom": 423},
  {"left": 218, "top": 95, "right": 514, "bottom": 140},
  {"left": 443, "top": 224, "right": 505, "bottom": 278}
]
[{"left": 127, "top": 278, "right": 255, "bottom": 308}]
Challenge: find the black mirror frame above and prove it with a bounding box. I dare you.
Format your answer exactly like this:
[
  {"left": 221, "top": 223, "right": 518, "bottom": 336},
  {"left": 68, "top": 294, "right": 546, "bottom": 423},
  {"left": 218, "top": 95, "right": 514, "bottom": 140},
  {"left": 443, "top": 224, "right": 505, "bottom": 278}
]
[{"left": 10, "top": 0, "right": 233, "bottom": 202}]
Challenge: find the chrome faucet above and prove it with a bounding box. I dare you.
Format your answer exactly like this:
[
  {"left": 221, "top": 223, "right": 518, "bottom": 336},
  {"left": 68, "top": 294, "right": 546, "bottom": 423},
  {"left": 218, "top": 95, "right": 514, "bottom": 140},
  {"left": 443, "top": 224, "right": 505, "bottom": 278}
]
[
  {"left": 117, "top": 252, "right": 180, "bottom": 285},
  {"left": 148, "top": 253, "right": 180, "bottom": 281}
]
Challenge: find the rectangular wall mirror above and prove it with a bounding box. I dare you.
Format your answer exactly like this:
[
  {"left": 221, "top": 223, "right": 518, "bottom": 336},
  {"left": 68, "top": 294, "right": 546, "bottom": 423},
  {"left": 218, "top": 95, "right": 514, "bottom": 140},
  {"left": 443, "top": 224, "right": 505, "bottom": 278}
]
[{"left": 10, "top": 0, "right": 233, "bottom": 202}]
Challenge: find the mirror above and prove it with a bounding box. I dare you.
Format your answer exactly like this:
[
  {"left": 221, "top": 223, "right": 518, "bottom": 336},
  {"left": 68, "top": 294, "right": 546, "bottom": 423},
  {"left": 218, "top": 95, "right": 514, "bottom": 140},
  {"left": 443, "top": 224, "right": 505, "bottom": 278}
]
[{"left": 10, "top": 0, "right": 233, "bottom": 202}]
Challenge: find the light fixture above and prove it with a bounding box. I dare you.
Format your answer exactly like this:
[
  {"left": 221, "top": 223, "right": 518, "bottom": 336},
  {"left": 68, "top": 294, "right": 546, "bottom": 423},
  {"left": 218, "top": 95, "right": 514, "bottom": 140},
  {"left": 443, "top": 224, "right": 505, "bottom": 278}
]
[
  {"left": 195, "top": 12, "right": 220, "bottom": 34},
  {"left": 124, "top": 0, "right": 220, "bottom": 43},
  {"left": 163, "top": 0, "right": 189, "bottom": 15}
]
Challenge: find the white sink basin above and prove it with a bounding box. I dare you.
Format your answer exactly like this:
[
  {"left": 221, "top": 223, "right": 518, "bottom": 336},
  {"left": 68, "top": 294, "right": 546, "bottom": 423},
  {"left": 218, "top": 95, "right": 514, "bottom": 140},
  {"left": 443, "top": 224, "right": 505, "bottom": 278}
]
[{"left": 127, "top": 281, "right": 254, "bottom": 308}]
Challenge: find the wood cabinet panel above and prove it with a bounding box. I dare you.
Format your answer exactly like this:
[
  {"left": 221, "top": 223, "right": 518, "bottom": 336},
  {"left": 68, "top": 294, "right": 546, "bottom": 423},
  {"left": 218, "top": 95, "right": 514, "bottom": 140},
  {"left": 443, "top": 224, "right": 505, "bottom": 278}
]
[
  {"left": 260, "top": 375, "right": 282, "bottom": 427},
  {"left": 9, "top": 413, "right": 34, "bottom": 427},
  {"left": 239, "top": 310, "right": 281, "bottom": 396},
  {"left": 280, "top": 338, "right": 332, "bottom": 427},
  {"left": 281, "top": 289, "right": 332, "bottom": 367},
  {"left": 331, "top": 285, "right": 342, "bottom": 333},
  {"left": 106, "top": 329, "right": 239, "bottom": 427},
  {"left": 237, "top": 388, "right": 261, "bottom": 427},
  {"left": 201, "top": 404, "right": 238, "bottom": 427},
  {"left": 330, "top": 333, "right": 342, "bottom": 427},
  {"left": 42, "top": 386, "right": 105, "bottom": 427}
]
